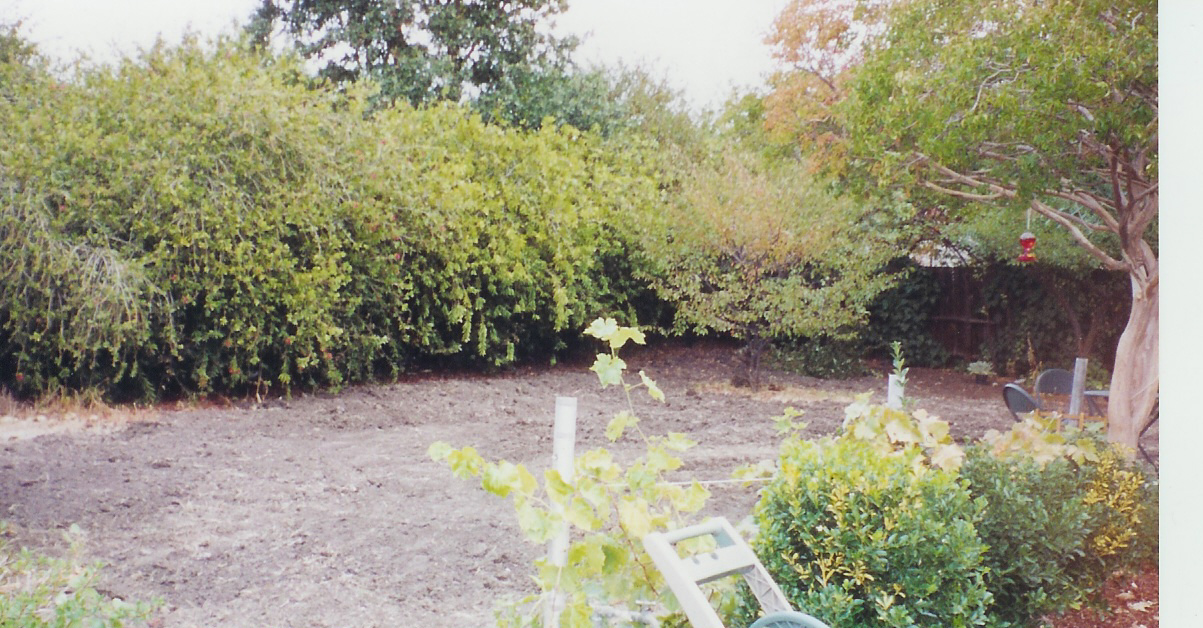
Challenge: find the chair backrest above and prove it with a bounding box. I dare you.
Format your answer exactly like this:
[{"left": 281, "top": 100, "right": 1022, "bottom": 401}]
[
  {"left": 643, "top": 518, "right": 794, "bottom": 628},
  {"left": 1034, "top": 369, "right": 1074, "bottom": 395},
  {"left": 1002, "top": 383, "right": 1041, "bottom": 421}
]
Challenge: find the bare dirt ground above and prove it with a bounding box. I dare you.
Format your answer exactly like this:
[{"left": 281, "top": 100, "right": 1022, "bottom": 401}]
[{"left": 0, "top": 340, "right": 1158, "bottom": 627}]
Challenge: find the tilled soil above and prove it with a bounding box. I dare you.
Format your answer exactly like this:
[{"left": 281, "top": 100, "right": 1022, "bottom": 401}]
[{"left": 0, "top": 341, "right": 1157, "bottom": 627}]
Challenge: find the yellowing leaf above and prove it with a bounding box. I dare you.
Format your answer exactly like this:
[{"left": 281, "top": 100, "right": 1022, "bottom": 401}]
[
  {"left": 545, "top": 469, "right": 574, "bottom": 502},
  {"left": 646, "top": 445, "right": 683, "bottom": 473},
  {"left": 564, "top": 497, "right": 601, "bottom": 531},
  {"left": 584, "top": 317, "right": 619, "bottom": 341},
  {"left": 590, "top": 353, "right": 626, "bottom": 387},
  {"left": 664, "top": 432, "right": 697, "bottom": 452},
  {"left": 851, "top": 419, "right": 879, "bottom": 441},
  {"left": 482, "top": 460, "right": 522, "bottom": 497},
  {"left": 427, "top": 441, "right": 453, "bottom": 461},
  {"left": 639, "top": 370, "right": 665, "bottom": 402},
  {"left": 617, "top": 498, "right": 653, "bottom": 538},
  {"left": 516, "top": 502, "right": 559, "bottom": 543},
  {"left": 605, "top": 411, "right": 639, "bottom": 441},
  {"left": 679, "top": 481, "right": 710, "bottom": 513},
  {"left": 607, "top": 326, "right": 646, "bottom": 350},
  {"left": 515, "top": 464, "right": 538, "bottom": 496},
  {"left": 733, "top": 459, "right": 777, "bottom": 482},
  {"left": 929, "top": 444, "right": 965, "bottom": 471},
  {"left": 884, "top": 416, "right": 920, "bottom": 444},
  {"left": 566, "top": 539, "right": 606, "bottom": 572},
  {"left": 446, "top": 446, "right": 483, "bottom": 480},
  {"left": 917, "top": 413, "right": 951, "bottom": 444},
  {"left": 577, "top": 448, "right": 622, "bottom": 483}
]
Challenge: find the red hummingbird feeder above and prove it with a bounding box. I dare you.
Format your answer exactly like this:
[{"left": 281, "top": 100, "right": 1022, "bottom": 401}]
[
  {"left": 1017, "top": 231, "right": 1036, "bottom": 263},
  {"left": 1017, "top": 208, "right": 1036, "bottom": 262}
]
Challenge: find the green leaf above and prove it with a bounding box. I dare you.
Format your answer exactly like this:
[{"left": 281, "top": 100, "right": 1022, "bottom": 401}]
[
  {"left": 481, "top": 460, "right": 522, "bottom": 497},
  {"left": 516, "top": 503, "right": 560, "bottom": 543},
  {"left": 545, "top": 469, "right": 574, "bottom": 503},
  {"left": 773, "top": 407, "right": 807, "bottom": 435}
]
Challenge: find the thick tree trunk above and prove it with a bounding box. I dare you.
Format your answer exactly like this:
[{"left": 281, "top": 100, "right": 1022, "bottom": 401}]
[{"left": 1106, "top": 275, "right": 1159, "bottom": 454}]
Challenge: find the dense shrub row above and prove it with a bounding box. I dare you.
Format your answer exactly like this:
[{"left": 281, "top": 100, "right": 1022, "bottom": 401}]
[
  {"left": 735, "top": 414, "right": 1158, "bottom": 627},
  {"left": 0, "top": 38, "right": 665, "bottom": 399}
]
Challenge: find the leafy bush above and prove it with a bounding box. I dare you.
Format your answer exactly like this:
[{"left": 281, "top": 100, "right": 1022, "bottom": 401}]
[
  {"left": 977, "top": 264, "right": 1127, "bottom": 376},
  {"left": 1075, "top": 444, "right": 1159, "bottom": 570},
  {"left": 637, "top": 147, "right": 894, "bottom": 386},
  {"left": 969, "top": 420, "right": 1159, "bottom": 620},
  {"left": 863, "top": 262, "right": 949, "bottom": 367},
  {"left": 959, "top": 447, "right": 1094, "bottom": 624},
  {"left": 1, "top": 35, "right": 665, "bottom": 399},
  {"left": 0, "top": 524, "right": 157, "bottom": 626},
  {"left": 736, "top": 435, "right": 992, "bottom": 627}
]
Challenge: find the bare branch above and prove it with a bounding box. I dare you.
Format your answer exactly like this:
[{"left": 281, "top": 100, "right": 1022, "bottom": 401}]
[
  {"left": 970, "top": 68, "right": 1008, "bottom": 115},
  {"left": 1067, "top": 100, "right": 1096, "bottom": 122},
  {"left": 914, "top": 153, "right": 1133, "bottom": 272},
  {"left": 1029, "top": 198, "right": 1127, "bottom": 271},
  {"left": 1045, "top": 188, "right": 1119, "bottom": 230},
  {"left": 922, "top": 181, "right": 1005, "bottom": 201}
]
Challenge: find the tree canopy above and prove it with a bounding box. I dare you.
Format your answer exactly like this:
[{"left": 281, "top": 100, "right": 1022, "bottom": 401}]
[
  {"left": 829, "top": 0, "right": 1158, "bottom": 448},
  {"left": 252, "top": 0, "right": 573, "bottom": 110}
]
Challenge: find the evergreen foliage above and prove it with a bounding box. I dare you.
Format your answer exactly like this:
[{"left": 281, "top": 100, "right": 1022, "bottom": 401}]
[
  {"left": 253, "top": 0, "right": 574, "bottom": 110},
  {"left": 0, "top": 36, "right": 663, "bottom": 399}
]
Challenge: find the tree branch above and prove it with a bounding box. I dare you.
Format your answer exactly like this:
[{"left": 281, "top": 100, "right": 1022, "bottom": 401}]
[
  {"left": 1029, "top": 197, "right": 1127, "bottom": 271},
  {"left": 922, "top": 181, "right": 1004, "bottom": 201},
  {"left": 914, "top": 153, "right": 1131, "bottom": 272}
]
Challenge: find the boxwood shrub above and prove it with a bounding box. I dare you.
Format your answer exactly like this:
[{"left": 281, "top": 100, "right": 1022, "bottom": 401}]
[
  {"left": 959, "top": 447, "right": 1094, "bottom": 625},
  {"left": 734, "top": 437, "right": 993, "bottom": 628}
]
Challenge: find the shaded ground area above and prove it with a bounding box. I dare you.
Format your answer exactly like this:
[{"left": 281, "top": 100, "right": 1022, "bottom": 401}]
[{"left": 0, "top": 341, "right": 1157, "bottom": 627}]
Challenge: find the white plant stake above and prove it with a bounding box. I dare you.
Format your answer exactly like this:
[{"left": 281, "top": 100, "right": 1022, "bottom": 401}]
[{"left": 545, "top": 395, "right": 577, "bottom": 627}]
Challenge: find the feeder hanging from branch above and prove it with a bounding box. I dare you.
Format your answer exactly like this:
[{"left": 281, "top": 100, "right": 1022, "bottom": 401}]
[
  {"left": 1018, "top": 231, "right": 1036, "bottom": 263},
  {"left": 1017, "top": 208, "right": 1036, "bottom": 263}
]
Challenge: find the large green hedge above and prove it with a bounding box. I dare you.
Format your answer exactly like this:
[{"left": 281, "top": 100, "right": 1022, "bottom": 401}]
[{"left": 0, "top": 35, "right": 663, "bottom": 399}]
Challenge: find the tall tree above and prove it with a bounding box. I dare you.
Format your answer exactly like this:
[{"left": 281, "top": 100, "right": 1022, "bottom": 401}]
[
  {"left": 831, "top": 0, "right": 1157, "bottom": 451},
  {"left": 252, "top": 0, "right": 573, "bottom": 108},
  {"left": 762, "top": 0, "right": 895, "bottom": 159}
]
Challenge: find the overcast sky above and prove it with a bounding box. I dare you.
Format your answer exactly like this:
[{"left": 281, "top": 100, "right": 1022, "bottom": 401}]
[{"left": 2, "top": 0, "right": 790, "bottom": 110}]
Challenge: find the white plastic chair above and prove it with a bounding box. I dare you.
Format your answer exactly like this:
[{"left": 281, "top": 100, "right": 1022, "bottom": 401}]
[{"left": 642, "top": 518, "right": 830, "bottom": 628}]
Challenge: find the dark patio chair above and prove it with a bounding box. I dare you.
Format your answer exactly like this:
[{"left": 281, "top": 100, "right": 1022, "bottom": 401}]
[
  {"left": 1034, "top": 368, "right": 1074, "bottom": 395},
  {"left": 1034, "top": 368, "right": 1075, "bottom": 414},
  {"left": 1002, "top": 383, "right": 1041, "bottom": 421}
]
